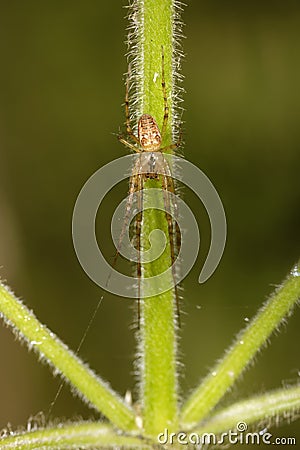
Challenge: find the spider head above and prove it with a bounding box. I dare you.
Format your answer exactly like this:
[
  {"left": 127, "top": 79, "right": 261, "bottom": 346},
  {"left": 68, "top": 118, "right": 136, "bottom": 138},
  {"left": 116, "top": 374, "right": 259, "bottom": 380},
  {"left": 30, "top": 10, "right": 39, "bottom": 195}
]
[{"left": 138, "top": 114, "right": 161, "bottom": 152}]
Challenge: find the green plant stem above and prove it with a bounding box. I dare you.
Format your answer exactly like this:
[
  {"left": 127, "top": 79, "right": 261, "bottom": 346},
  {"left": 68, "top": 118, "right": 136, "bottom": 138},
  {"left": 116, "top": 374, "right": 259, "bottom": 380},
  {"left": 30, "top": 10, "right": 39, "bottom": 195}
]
[
  {"left": 132, "top": 0, "right": 179, "bottom": 436},
  {"left": 0, "top": 422, "right": 147, "bottom": 449},
  {"left": 196, "top": 384, "right": 300, "bottom": 435},
  {"left": 180, "top": 263, "right": 300, "bottom": 429},
  {"left": 0, "top": 282, "right": 137, "bottom": 432},
  {"left": 141, "top": 184, "right": 178, "bottom": 436}
]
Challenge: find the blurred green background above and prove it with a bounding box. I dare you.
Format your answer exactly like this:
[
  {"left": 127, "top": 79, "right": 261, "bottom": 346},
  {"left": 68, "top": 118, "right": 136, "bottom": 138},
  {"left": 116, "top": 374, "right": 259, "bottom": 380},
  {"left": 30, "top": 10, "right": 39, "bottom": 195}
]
[{"left": 0, "top": 0, "right": 299, "bottom": 443}]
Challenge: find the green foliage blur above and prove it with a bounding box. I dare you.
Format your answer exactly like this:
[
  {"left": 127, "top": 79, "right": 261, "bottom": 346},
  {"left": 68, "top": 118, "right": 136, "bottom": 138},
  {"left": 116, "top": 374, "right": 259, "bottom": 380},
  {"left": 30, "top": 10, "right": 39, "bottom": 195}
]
[{"left": 0, "top": 0, "right": 299, "bottom": 441}]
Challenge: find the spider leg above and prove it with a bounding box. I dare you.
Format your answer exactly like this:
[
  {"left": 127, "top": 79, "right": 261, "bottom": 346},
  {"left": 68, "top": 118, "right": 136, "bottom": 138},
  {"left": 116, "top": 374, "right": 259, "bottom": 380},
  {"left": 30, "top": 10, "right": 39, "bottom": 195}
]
[
  {"left": 159, "top": 127, "right": 182, "bottom": 153},
  {"left": 160, "top": 161, "right": 181, "bottom": 327},
  {"left": 135, "top": 169, "right": 144, "bottom": 329},
  {"left": 161, "top": 156, "right": 181, "bottom": 259},
  {"left": 106, "top": 158, "right": 141, "bottom": 289},
  {"left": 161, "top": 45, "right": 169, "bottom": 141},
  {"left": 118, "top": 135, "right": 141, "bottom": 152},
  {"left": 124, "top": 65, "right": 140, "bottom": 145}
]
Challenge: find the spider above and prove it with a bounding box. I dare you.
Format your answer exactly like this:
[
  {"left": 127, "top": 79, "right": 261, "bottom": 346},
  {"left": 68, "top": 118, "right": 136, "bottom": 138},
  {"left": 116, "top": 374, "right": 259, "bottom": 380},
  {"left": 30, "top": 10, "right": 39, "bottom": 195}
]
[{"left": 115, "top": 47, "right": 182, "bottom": 327}]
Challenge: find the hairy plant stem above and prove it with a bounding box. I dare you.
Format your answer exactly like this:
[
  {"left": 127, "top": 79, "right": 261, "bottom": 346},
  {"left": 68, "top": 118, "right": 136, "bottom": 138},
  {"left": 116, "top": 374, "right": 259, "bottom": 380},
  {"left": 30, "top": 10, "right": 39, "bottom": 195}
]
[
  {"left": 129, "top": 0, "right": 181, "bottom": 436},
  {"left": 180, "top": 263, "right": 300, "bottom": 429},
  {"left": 0, "top": 423, "right": 147, "bottom": 450},
  {"left": 0, "top": 282, "right": 137, "bottom": 432},
  {"left": 197, "top": 384, "right": 300, "bottom": 435}
]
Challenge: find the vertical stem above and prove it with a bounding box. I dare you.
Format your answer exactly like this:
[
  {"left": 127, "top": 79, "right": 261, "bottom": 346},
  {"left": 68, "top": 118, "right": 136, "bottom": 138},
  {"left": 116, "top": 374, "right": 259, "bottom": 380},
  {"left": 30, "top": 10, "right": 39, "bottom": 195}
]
[
  {"left": 142, "top": 0, "right": 173, "bottom": 143},
  {"left": 141, "top": 184, "right": 178, "bottom": 436},
  {"left": 142, "top": 0, "right": 177, "bottom": 436},
  {"left": 128, "top": 0, "right": 183, "bottom": 436}
]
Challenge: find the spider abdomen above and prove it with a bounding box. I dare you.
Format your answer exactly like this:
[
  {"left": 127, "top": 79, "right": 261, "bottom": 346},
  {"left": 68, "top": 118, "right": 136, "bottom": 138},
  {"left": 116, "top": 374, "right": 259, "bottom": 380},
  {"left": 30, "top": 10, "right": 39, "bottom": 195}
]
[{"left": 138, "top": 114, "right": 162, "bottom": 152}]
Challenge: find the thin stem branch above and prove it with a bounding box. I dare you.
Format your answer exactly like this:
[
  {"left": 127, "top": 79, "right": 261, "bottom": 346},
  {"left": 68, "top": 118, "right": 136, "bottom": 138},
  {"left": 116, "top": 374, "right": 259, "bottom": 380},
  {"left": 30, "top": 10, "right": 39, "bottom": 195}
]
[
  {"left": 0, "top": 422, "right": 147, "bottom": 449},
  {"left": 180, "top": 262, "right": 300, "bottom": 429},
  {"left": 0, "top": 282, "right": 137, "bottom": 432},
  {"left": 198, "top": 384, "right": 300, "bottom": 435}
]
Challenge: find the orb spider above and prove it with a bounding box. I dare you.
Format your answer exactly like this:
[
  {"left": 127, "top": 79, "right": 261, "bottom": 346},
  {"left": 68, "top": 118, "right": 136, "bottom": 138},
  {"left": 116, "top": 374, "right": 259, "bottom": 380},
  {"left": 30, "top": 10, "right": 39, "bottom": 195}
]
[{"left": 115, "top": 47, "right": 182, "bottom": 327}]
